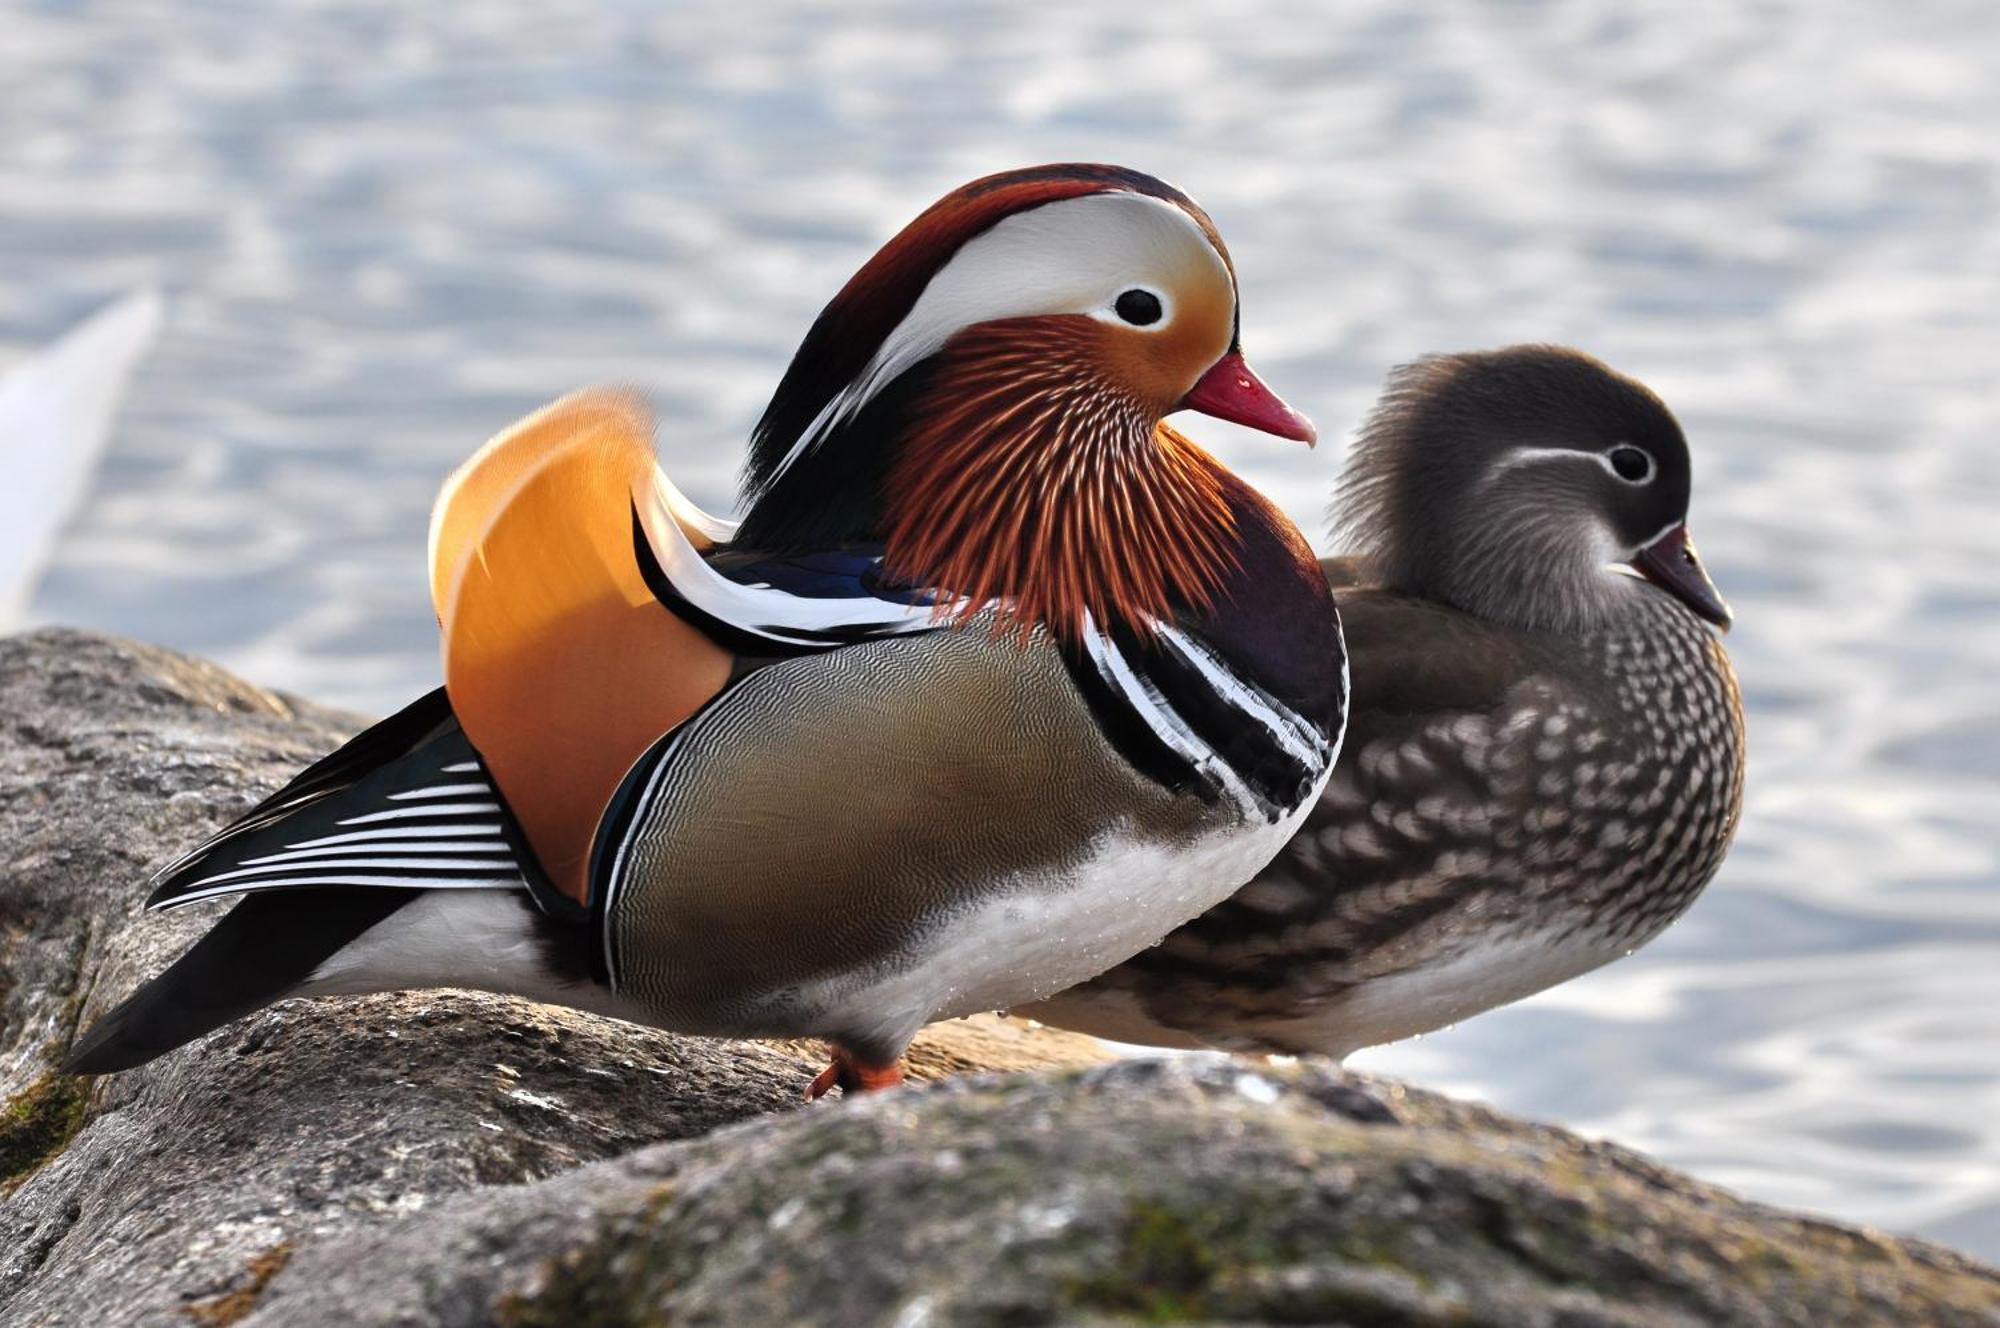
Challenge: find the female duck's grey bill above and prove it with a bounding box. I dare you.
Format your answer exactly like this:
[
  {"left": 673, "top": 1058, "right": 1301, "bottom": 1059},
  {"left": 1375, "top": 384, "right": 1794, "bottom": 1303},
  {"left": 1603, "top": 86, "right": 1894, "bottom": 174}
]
[{"left": 1632, "top": 524, "right": 1732, "bottom": 631}]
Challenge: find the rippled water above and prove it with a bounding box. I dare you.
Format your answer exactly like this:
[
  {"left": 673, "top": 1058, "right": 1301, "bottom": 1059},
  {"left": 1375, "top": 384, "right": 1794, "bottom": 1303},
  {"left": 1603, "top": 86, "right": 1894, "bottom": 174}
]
[{"left": 7, "top": 0, "right": 1998, "bottom": 1259}]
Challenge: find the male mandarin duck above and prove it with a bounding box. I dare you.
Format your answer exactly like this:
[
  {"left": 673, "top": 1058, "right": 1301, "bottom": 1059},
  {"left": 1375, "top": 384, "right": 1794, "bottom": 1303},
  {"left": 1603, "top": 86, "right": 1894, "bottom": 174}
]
[
  {"left": 68, "top": 165, "right": 1349, "bottom": 1094},
  {"left": 1023, "top": 347, "right": 1744, "bottom": 1057}
]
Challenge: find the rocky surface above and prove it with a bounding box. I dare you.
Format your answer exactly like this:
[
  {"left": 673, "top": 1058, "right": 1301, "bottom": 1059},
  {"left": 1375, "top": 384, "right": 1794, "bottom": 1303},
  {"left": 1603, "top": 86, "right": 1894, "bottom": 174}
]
[{"left": 0, "top": 627, "right": 1995, "bottom": 1327}]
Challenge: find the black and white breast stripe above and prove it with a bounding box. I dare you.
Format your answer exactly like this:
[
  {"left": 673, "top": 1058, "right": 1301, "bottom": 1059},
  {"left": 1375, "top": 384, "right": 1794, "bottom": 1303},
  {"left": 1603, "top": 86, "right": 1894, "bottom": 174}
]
[
  {"left": 1068, "top": 616, "right": 1341, "bottom": 823},
  {"left": 147, "top": 722, "right": 528, "bottom": 911}
]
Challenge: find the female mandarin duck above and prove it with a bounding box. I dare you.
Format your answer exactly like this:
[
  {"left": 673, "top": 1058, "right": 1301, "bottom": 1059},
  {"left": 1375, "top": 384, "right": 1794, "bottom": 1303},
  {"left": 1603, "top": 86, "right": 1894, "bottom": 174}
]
[
  {"left": 68, "top": 165, "right": 1348, "bottom": 1094},
  {"left": 1024, "top": 346, "right": 1744, "bottom": 1057}
]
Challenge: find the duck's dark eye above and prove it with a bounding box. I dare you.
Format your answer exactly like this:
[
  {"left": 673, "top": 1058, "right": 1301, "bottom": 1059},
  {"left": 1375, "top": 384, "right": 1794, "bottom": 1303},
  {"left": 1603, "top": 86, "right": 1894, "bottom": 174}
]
[
  {"left": 1114, "top": 289, "right": 1163, "bottom": 326},
  {"left": 1607, "top": 444, "right": 1655, "bottom": 483}
]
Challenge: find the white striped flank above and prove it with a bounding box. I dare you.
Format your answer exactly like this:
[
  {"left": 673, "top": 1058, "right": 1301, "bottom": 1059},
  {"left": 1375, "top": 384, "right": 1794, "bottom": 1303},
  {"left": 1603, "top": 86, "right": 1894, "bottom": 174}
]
[
  {"left": 151, "top": 785, "right": 343, "bottom": 878},
  {"left": 336, "top": 802, "right": 501, "bottom": 826},
  {"left": 177, "top": 857, "right": 521, "bottom": 889},
  {"left": 387, "top": 782, "right": 492, "bottom": 801},
  {"left": 163, "top": 876, "right": 524, "bottom": 908},
  {"left": 148, "top": 756, "right": 527, "bottom": 910},
  {"left": 144, "top": 716, "right": 531, "bottom": 912},
  {"left": 147, "top": 759, "right": 482, "bottom": 887},
  {"left": 156, "top": 824, "right": 526, "bottom": 908},
  {"left": 279, "top": 824, "right": 507, "bottom": 849},
  {"left": 238, "top": 841, "right": 512, "bottom": 866}
]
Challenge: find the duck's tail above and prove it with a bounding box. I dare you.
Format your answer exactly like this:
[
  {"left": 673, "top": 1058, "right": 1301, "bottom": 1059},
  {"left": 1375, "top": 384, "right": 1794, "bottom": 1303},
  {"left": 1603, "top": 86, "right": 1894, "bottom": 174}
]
[
  {"left": 65, "top": 691, "right": 585, "bottom": 1074},
  {"left": 68, "top": 388, "right": 750, "bottom": 1073}
]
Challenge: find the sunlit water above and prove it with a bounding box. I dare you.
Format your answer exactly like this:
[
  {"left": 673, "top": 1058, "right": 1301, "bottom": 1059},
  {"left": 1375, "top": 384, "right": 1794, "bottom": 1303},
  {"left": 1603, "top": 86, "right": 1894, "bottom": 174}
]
[{"left": 7, "top": 0, "right": 1998, "bottom": 1259}]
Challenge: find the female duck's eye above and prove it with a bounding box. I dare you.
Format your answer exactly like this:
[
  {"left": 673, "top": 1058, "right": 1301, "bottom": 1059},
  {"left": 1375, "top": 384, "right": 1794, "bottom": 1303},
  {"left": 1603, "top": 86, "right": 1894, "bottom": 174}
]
[
  {"left": 1113, "top": 289, "right": 1163, "bottom": 326},
  {"left": 1607, "top": 444, "right": 1655, "bottom": 483}
]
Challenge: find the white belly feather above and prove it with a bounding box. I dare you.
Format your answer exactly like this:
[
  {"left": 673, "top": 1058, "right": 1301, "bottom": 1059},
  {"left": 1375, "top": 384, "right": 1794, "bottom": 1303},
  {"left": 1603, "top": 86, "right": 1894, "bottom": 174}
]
[{"left": 803, "top": 797, "right": 1319, "bottom": 1056}]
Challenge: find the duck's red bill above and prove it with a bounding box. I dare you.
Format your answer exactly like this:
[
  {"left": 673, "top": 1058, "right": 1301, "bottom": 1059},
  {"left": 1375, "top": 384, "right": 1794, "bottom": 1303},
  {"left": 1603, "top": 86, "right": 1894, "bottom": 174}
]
[
  {"left": 1632, "top": 524, "right": 1732, "bottom": 632},
  {"left": 1178, "top": 351, "right": 1316, "bottom": 445}
]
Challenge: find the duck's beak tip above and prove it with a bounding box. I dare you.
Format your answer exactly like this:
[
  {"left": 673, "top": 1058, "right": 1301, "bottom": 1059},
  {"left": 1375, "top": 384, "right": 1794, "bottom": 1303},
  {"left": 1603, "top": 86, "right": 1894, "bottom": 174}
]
[
  {"left": 1179, "top": 350, "right": 1316, "bottom": 445},
  {"left": 1632, "top": 524, "right": 1732, "bottom": 633}
]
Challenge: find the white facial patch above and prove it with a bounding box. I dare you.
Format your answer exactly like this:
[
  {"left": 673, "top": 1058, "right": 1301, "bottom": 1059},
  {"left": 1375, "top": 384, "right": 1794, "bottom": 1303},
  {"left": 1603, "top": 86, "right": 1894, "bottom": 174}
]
[
  {"left": 766, "top": 191, "right": 1230, "bottom": 484},
  {"left": 1486, "top": 448, "right": 1683, "bottom": 564},
  {"left": 1608, "top": 519, "right": 1682, "bottom": 567},
  {"left": 1487, "top": 445, "right": 1650, "bottom": 486},
  {"left": 1483, "top": 446, "right": 1598, "bottom": 481}
]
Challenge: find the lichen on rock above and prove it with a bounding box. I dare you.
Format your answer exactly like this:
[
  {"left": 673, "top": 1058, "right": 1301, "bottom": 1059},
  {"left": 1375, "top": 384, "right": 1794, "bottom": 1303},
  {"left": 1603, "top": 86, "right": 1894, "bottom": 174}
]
[{"left": 0, "top": 1068, "right": 89, "bottom": 1196}]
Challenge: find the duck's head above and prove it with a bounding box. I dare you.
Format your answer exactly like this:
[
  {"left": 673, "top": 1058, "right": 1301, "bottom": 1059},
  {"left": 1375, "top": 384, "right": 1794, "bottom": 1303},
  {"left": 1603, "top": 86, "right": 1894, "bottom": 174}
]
[
  {"left": 1336, "top": 345, "right": 1731, "bottom": 635},
  {"left": 735, "top": 164, "right": 1314, "bottom": 638}
]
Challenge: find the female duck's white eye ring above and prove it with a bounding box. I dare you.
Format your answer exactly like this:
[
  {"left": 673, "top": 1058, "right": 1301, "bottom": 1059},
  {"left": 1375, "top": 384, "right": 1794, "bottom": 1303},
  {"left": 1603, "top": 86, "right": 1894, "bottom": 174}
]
[{"left": 1605, "top": 444, "right": 1656, "bottom": 484}]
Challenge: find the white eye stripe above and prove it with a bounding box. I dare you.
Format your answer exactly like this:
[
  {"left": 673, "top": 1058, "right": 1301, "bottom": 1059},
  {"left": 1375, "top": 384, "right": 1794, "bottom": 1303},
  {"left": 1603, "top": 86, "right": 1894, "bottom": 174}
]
[
  {"left": 1484, "top": 446, "right": 1594, "bottom": 481},
  {"left": 1488, "top": 445, "right": 1656, "bottom": 484},
  {"left": 764, "top": 192, "right": 1226, "bottom": 486}
]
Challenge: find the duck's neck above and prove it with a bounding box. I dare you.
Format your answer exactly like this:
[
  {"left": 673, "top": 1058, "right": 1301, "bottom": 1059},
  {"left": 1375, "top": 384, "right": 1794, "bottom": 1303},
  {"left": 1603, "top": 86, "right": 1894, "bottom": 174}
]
[
  {"left": 879, "top": 323, "right": 1241, "bottom": 643},
  {"left": 738, "top": 323, "right": 1254, "bottom": 646},
  {"left": 1423, "top": 524, "right": 1648, "bottom": 637},
  {"left": 733, "top": 357, "right": 944, "bottom": 552}
]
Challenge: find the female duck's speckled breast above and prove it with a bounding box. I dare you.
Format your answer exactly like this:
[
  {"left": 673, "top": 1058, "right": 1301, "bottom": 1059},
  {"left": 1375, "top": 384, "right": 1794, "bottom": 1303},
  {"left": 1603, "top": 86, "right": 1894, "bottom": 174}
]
[
  {"left": 1025, "top": 587, "right": 1745, "bottom": 1057},
  {"left": 1566, "top": 592, "right": 1746, "bottom": 949}
]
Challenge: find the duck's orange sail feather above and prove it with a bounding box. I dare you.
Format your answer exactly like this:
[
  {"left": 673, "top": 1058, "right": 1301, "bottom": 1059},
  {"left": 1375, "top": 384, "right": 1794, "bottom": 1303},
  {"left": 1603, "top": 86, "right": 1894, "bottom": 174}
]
[{"left": 430, "top": 390, "right": 732, "bottom": 903}]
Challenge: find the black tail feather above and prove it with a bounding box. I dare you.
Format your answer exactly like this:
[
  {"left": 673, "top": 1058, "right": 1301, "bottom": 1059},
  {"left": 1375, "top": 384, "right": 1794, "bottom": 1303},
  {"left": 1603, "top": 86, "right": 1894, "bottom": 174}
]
[
  {"left": 147, "top": 689, "right": 533, "bottom": 912},
  {"left": 150, "top": 688, "right": 457, "bottom": 887},
  {"left": 65, "top": 888, "right": 416, "bottom": 1074}
]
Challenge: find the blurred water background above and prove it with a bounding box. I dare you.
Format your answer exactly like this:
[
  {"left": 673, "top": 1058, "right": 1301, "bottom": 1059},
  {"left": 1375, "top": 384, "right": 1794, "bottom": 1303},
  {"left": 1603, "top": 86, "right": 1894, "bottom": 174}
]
[{"left": 5, "top": 0, "right": 1997, "bottom": 1258}]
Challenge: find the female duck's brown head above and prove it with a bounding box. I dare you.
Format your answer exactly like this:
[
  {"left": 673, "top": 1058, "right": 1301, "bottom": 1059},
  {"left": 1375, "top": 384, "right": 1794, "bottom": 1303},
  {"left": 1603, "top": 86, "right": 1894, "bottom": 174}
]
[
  {"left": 1336, "top": 345, "right": 1731, "bottom": 636},
  {"left": 735, "top": 164, "right": 1314, "bottom": 641}
]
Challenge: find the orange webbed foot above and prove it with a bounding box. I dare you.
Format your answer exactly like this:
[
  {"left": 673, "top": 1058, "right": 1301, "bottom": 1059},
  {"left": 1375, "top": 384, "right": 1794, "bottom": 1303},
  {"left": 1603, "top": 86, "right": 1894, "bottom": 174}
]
[{"left": 804, "top": 1045, "right": 905, "bottom": 1100}]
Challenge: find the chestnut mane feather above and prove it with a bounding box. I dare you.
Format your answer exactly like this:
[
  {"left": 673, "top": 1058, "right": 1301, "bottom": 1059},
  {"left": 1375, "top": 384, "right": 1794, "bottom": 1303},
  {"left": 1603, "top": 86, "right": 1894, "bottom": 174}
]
[{"left": 882, "top": 318, "right": 1240, "bottom": 642}]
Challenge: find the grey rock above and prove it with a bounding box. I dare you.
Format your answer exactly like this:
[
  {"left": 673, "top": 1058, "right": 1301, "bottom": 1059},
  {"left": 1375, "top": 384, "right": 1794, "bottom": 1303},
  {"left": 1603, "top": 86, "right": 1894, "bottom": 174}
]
[
  {"left": 0, "top": 629, "right": 815, "bottom": 1328},
  {"left": 0, "top": 627, "right": 1994, "bottom": 1327}
]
